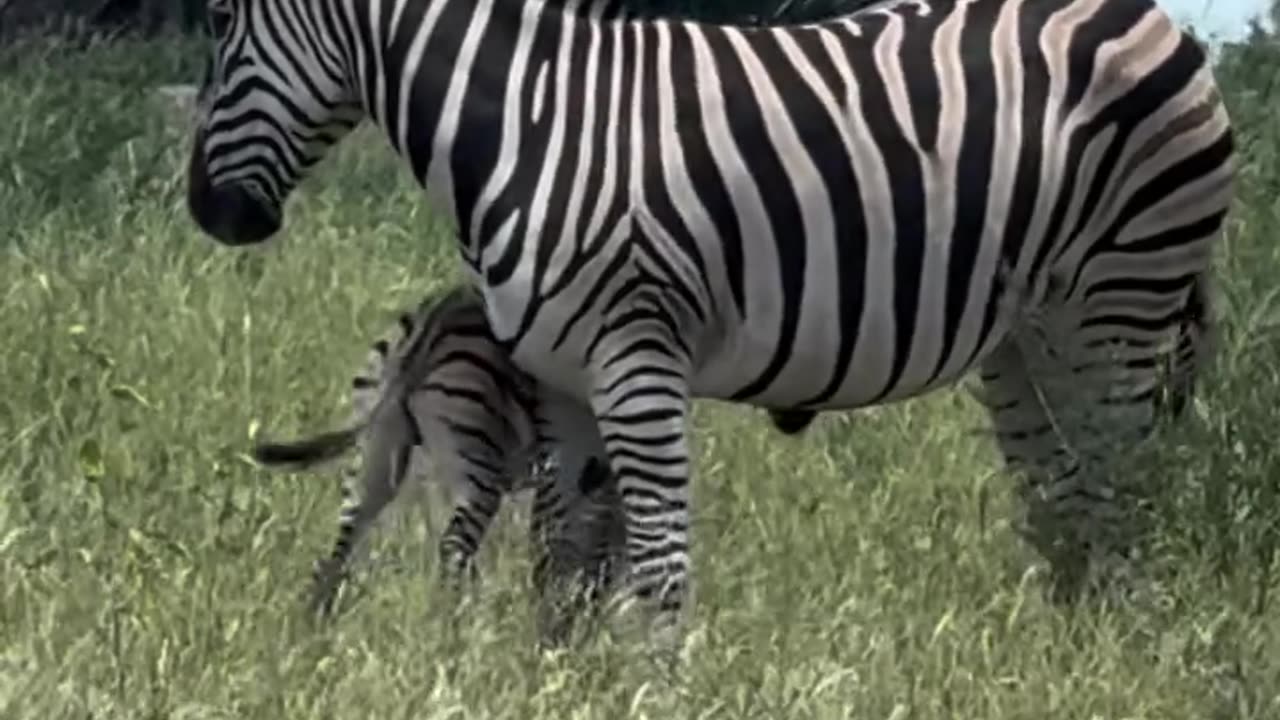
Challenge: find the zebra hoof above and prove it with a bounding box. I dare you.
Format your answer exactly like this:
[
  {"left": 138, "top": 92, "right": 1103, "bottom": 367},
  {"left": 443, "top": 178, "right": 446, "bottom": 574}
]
[
  {"left": 308, "top": 560, "right": 347, "bottom": 619},
  {"left": 768, "top": 409, "right": 817, "bottom": 435},
  {"left": 306, "top": 586, "right": 340, "bottom": 620}
]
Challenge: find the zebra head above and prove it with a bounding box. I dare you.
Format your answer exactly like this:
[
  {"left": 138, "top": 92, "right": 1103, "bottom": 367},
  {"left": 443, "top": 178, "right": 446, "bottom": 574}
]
[{"left": 187, "top": 0, "right": 364, "bottom": 246}]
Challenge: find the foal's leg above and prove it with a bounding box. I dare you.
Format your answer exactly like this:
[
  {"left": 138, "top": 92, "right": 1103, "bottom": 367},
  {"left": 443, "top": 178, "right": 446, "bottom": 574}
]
[
  {"left": 310, "top": 439, "right": 413, "bottom": 616},
  {"left": 435, "top": 456, "right": 509, "bottom": 593},
  {"left": 527, "top": 395, "right": 610, "bottom": 646}
]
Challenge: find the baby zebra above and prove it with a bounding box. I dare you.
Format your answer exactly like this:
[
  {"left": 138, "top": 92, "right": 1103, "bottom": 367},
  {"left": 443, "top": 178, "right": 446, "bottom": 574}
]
[{"left": 251, "top": 286, "right": 624, "bottom": 626}]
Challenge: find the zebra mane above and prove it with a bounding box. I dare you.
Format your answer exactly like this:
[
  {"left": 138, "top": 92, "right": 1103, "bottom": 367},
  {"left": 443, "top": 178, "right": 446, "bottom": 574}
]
[{"left": 543, "top": 0, "right": 652, "bottom": 20}]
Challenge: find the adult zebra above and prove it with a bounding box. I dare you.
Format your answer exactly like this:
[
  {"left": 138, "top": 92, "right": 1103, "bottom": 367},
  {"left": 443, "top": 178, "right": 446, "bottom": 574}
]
[{"left": 185, "top": 0, "right": 1235, "bottom": 641}]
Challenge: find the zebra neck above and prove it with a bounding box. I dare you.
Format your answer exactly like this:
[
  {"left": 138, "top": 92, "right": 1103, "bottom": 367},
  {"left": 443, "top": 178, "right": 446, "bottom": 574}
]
[{"left": 348, "top": 0, "right": 591, "bottom": 260}]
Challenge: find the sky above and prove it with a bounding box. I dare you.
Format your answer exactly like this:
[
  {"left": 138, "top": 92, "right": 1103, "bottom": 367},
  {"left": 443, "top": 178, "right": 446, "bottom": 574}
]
[{"left": 1157, "top": 0, "right": 1272, "bottom": 40}]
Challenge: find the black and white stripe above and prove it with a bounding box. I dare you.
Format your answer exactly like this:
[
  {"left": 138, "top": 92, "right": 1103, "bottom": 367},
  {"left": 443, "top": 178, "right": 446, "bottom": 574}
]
[
  {"left": 251, "top": 286, "right": 623, "bottom": 623},
  {"left": 187, "top": 0, "right": 1236, "bottom": 637}
]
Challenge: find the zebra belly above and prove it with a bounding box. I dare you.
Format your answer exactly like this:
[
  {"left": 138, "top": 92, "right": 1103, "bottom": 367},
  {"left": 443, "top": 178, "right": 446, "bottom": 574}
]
[
  {"left": 691, "top": 304, "right": 1008, "bottom": 412},
  {"left": 486, "top": 247, "right": 1012, "bottom": 413}
]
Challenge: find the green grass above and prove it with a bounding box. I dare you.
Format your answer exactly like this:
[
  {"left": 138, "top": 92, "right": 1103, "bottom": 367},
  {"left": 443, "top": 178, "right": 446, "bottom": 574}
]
[{"left": 3, "top": 33, "right": 1280, "bottom": 719}]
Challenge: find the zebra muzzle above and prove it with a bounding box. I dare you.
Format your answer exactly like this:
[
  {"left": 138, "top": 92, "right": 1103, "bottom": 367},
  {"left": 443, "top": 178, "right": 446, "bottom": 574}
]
[{"left": 186, "top": 136, "right": 281, "bottom": 247}]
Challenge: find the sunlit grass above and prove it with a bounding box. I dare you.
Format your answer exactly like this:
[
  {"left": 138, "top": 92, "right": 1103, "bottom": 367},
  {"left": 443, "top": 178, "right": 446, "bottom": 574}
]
[{"left": 2, "top": 34, "right": 1279, "bottom": 718}]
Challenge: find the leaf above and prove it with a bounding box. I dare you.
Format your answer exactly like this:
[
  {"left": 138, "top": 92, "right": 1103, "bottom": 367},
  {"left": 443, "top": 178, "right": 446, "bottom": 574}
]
[
  {"left": 90, "top": 349, "right": 115, "bottom": 370},
  {"left": 159, "top": 536, "right": 193, "bottom": 562},
  {"left": 72, "top": 340, "right": 115, "bottom": 370},
  {"left": 78, "top": 439, "right": 105, "bottom": 481},
  {"left": 109, "top": 385, "right": 154, "bottom": 410},
  {"left": 0, "top": 528, "right": 27, "bottom": 557}
]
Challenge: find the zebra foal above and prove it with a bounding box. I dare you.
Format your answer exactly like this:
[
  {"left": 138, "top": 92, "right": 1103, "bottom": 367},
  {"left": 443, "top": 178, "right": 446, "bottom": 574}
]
[
  {"left": 186, "top": 0, "right": 1235, "bottom": 643},
  {"left": 252, "top": 286, "right": 624, "bottom": 630}
]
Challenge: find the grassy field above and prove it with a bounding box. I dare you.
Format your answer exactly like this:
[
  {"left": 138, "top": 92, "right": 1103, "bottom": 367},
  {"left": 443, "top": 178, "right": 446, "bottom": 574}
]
[{"left": 3, "top": 32, "right": 1280, "bottom": 719}]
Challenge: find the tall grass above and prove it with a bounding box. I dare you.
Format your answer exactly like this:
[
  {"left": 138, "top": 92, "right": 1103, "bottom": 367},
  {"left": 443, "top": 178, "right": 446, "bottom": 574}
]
[{"left": 2, "top": 29, "right": 1279, "bottom": 719}]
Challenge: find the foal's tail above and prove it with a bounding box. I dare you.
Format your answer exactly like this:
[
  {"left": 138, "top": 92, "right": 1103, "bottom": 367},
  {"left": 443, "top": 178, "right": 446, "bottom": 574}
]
[{"left": 252, "top": 424, "right": 364, "bottom": 471}]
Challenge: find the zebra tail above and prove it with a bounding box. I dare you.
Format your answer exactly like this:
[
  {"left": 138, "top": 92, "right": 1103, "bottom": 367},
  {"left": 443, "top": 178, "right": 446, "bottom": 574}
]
[
  {"left": 252, "top": 425, "right": 363, "bottom": 470},
  {"left": 253, "top": 341, "right": 408, "bottom": 472},
  {"left": 1161, "top": 271, "right": 1216, "bottom": 420}
]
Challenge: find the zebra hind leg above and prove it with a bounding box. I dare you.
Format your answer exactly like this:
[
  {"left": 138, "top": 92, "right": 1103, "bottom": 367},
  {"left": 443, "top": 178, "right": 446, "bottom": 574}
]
[
  {"left": 976, "top": 335, "right": 1105, "bottom": 603},
  {"left": 1049, "top": 333, "right": 1183, "bottom": 602},
  {"left": 1010, "top": 298, "right": 1191, "bottom": 604},
  {"left": 1054, "top": 271, "right": 1219, "bottom": 602},
  {"left": 435, "top": 464, "right": 508, "bottom": 596}
]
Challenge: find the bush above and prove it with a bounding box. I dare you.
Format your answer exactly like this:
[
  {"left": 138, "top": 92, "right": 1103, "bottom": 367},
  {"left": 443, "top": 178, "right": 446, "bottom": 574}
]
[{"left": 0, "top": 0, "right": 206, "bottom": 38}]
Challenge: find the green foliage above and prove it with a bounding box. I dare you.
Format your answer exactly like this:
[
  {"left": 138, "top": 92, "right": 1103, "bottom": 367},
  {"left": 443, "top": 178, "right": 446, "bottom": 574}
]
[
  {"left": 1214, "top": 6, "right": 1280, "bottom": 220},
  {"left": 3, "top": 26, "right": 1280, "bottom": 720},
  {"left": 0, "top": 0, "right": 207, "bottom": 36},
  {"left": 0, "top": 36, "right": 205, "bottom": 237}
]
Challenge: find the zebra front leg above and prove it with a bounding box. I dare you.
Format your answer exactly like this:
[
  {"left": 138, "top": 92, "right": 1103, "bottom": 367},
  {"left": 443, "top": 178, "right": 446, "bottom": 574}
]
[{"left": 588, "top": 358, "right": 694, "bottom": 650}]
